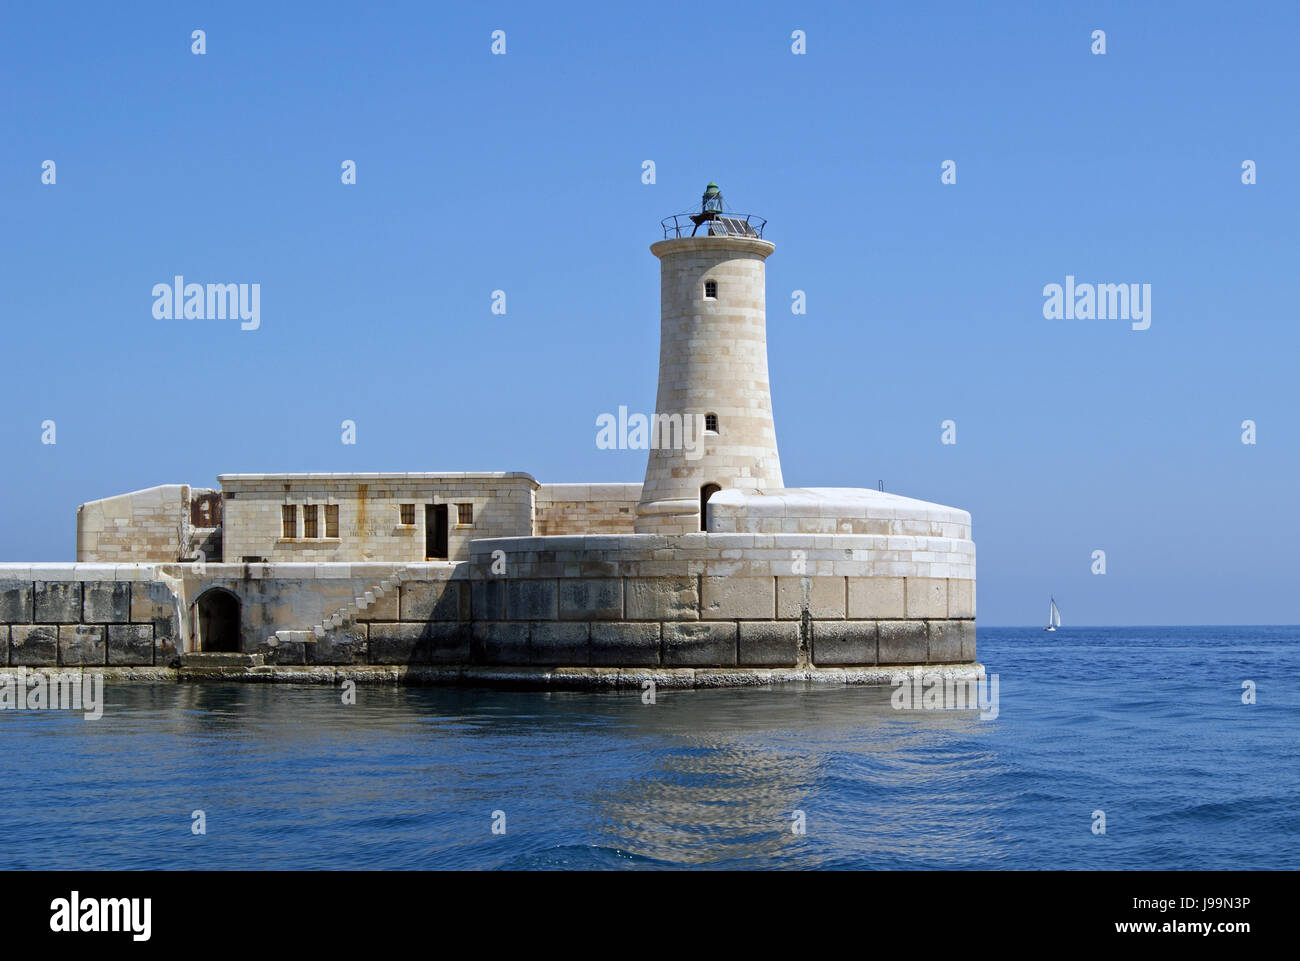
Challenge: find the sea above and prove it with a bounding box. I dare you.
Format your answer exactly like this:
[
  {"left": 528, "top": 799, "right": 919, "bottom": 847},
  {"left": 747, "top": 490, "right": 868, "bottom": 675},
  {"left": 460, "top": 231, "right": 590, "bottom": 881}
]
[{"left": 0, "top": 626, "right": 1295, "bottom": 869}]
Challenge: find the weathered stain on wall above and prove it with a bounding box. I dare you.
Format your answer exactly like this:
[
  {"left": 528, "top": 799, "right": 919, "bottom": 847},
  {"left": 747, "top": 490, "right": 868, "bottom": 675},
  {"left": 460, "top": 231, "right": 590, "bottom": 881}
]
[
  {"left": 355, "top": 483, "right": 368, "bottom": 545},
  {"left": 189, "top": 490, "right": 221, "bottom": 529}
]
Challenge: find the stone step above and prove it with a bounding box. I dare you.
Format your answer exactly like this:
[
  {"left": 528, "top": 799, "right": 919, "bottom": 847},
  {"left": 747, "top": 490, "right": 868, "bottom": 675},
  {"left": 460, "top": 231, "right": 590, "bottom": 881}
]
[{"left": 180, "top": 652, "right": 264, "bottom": 668}]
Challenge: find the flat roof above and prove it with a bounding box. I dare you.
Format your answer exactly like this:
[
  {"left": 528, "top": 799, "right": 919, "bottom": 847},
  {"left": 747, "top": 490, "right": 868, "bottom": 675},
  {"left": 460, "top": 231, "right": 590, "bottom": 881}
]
[{"left": 218, "top": 472, "right": 538, "bottom": 483}]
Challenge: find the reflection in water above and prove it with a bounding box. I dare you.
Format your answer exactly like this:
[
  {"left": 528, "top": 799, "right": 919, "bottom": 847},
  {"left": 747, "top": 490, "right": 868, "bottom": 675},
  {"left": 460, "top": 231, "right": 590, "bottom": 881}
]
[
  {"left": 594, "top": 739, "right": 820, "bottom": 865},
  {"left": 589, "top": 687, "right": 1005, "bottom": 867}
]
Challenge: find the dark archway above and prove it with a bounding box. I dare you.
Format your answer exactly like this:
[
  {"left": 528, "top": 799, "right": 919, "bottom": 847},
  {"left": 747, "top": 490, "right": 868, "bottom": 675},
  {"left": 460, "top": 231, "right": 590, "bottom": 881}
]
[
  {"left": 193, "top": 589, "right": 240, "bottom": 653},
  {"left": 700, "top": 484, "right": 721, "bottom": 532}
]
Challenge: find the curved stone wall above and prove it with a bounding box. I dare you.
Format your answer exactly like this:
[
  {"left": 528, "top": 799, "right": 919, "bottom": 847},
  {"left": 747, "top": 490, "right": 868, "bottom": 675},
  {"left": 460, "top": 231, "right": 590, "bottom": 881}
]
[
  {"left": 452, "top": 533, "right": 975, "bottom": 672},
  {"left": 708, "top": 487, "right": 972, "bottom": 540}
]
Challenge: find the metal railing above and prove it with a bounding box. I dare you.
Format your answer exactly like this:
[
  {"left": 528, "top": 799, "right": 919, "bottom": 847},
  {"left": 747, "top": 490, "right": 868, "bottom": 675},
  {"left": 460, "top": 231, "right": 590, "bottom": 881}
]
[{"left": 660, "top": 211, "right": 767, "bottom": 239}]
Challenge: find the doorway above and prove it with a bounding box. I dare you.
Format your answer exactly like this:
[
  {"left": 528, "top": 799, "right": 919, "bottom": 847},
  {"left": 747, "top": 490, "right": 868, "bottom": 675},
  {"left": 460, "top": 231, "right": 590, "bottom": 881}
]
[
  {"left": 426, "top": 504, "right": 449, "bottom": 559},
  {"left": 193, "top": 588, "right": 240, "bottom": 653},
  {"left": 700, "top": 484, "right": 721, "bottom": 532}
]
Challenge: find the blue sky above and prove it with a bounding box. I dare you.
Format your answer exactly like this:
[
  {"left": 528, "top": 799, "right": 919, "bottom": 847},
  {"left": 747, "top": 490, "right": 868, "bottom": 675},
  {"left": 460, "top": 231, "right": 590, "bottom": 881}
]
[{"left": 2, "top": 1, "right": 1296, "bottom": 625}]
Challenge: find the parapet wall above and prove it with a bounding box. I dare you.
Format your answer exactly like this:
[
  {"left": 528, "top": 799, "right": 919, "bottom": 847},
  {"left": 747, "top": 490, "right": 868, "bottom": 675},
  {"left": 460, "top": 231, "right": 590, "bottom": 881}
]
[
  {"left": 469, "top": 532, "right": 975, "bottom": 580},
  {"left": 708, "top": 487, "right": 972, "bottom": 539}
]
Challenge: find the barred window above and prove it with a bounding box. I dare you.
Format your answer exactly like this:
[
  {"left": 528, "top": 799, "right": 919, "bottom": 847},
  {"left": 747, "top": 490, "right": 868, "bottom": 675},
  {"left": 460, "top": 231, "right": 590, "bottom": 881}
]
[
  {"left": 303, "top": 505, "right": 318, "bottom": 538},
  {"left": 705, "top": 412, "right": 718, "bottom": 432},
  {"left": 324, "top": 504, "right": 339, "bottom": 538},
  {"left": 281, "top": 504, "right": 297, "bottom": 538},
  {"left": 704, "top": 280, "right": 717, "bottom": 299},
  {"left": 457, "top": 503, "right": 473, "bottom": 526},
  {"left": 400, "top": 503, "right": 415, "bottom": 525}
]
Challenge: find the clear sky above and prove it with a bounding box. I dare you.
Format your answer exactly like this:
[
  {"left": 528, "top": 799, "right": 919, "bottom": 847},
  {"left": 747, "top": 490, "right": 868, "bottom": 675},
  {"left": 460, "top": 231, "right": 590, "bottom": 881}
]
[{"left": 2, "top": 1, "right": 1296, "bottom": 626}]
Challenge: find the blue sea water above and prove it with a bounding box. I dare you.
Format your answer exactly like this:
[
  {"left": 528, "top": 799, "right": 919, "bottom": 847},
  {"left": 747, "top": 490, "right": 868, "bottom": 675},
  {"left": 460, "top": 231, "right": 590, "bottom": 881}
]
[{"left": 0, "top": 626, "right": 1294, "bottom": 870}]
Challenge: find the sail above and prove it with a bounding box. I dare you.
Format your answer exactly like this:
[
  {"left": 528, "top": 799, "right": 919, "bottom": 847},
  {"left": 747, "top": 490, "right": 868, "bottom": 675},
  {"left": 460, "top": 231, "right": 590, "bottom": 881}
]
[{"left": 1049, "top": 598, "right": 1061, "bottom": 628}]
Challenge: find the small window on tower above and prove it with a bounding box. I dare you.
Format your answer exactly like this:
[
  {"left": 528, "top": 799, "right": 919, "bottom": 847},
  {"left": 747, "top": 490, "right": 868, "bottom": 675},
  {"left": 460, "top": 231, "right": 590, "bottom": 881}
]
[
  {"left": 303, "top": 505, "right": 318, "bottom": 538},
  {"left": 705, "top": 412, "right": 719, "bottom": 433},
  {"left": 704, "top": 280, "right": 718, "bottom": 299},
  {"left": 399, "top": 504, "right": 415, "bottom": 526},
  {"left": 281, "top": 504, "right": 297, "bottom": 539},
  {"left": 457, "top": 503, "right": 474, "bottom": 526}
]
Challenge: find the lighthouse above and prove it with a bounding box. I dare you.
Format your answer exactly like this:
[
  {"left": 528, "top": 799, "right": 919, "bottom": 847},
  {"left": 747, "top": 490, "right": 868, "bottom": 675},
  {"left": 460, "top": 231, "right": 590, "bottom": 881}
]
[
  {"left": 60, "top": 179, "right": 977, "bottom": 686},
  {"left": 635, "top": 187, "right": 784, "bottom": 535}
]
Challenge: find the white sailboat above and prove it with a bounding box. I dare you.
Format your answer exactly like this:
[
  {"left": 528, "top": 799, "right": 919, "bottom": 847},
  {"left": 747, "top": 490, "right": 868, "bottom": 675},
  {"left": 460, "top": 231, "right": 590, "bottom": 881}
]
[{"left": 1044, "top": 597, "right": 1061, "bottom": 631}]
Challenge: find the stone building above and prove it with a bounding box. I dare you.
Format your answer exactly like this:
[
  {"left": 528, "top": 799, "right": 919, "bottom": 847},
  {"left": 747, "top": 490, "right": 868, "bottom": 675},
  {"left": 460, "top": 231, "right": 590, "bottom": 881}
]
[
  {"left": 75, "top": 475, "right": 642, "bottom": 565},
  {"left": 4, "top": 188, "right": 977, "bottom": 686}
]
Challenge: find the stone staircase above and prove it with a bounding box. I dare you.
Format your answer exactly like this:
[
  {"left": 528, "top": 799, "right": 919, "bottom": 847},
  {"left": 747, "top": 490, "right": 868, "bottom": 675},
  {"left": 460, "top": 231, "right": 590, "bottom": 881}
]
[{"left": 264, "top": 565, "right": 413, "bottom": 650}]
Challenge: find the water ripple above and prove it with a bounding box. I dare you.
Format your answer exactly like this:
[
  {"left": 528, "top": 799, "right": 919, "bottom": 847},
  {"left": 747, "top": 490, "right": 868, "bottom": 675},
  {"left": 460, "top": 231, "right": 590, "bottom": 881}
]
[{"left": 0, "top": 626, "right": 1295, "bottom": 868}]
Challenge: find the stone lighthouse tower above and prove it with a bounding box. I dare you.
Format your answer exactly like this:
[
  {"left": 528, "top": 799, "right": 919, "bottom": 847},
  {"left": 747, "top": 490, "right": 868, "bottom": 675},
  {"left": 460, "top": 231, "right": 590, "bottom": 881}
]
[{"left": 635, "top": 186, "right": 784, "bottom": 535}]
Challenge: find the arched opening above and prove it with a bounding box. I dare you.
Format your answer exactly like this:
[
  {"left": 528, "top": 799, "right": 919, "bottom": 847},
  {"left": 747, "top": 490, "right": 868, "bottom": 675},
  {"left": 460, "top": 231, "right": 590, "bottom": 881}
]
[
  {"left": 704, "top": 412, "right": 719, "bottom": 433},
  {"left": 700, "top": 484, "right": 721, "bottom": 532},
  {"left": 193, "top": 588, "right": 240, "bottom": 653}
]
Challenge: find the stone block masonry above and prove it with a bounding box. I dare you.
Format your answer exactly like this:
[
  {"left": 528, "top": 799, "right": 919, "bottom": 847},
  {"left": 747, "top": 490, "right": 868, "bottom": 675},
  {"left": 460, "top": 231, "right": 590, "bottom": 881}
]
[
  {"left": 75, "top": 485, "right": 191, "bottom": 563},
  {"left": 209, "top": 535, "right": 975, "bottom": 676},
  {"left": 219, "top": 473, "right": 537, "bottom": 565},
  {"left": 534, "top": 484, "right": 641, "bottom": 536},
  {"left": 0, "top": 543, "right": 974, "bottom": 684},
  {"left": 0, "top": 567, "right": 180, "bottom": 667}
]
